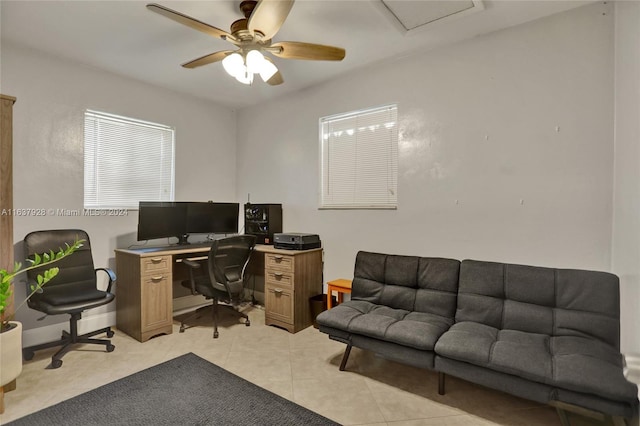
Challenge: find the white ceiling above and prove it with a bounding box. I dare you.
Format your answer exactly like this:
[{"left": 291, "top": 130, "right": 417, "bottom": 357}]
[{"left": 1, "top": 0, "right": 592, "bottom": 110}]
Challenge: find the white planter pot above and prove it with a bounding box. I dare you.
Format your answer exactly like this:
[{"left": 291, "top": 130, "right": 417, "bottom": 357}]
[{"left": 0, "top": 321, "right": 23, "bottom": 386}]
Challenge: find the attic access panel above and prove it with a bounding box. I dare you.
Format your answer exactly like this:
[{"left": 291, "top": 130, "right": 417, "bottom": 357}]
[{"left": 379, "top": 0, "right": 484, "bottom": 34}]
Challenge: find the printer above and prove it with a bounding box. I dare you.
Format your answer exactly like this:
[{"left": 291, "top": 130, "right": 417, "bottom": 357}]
[{"left": 273, "top": 233, "right": 321, "bottom": 250}]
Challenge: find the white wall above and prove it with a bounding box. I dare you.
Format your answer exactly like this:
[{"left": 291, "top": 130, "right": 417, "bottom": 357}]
[
  {"left": 2, "top": 42, "right": 237, "bottom": 331},
  {"left": 612, "top": 1, "right": 640, "bottom": 356},
  {"left": 236, "top": 2, "right": 616, "bottom": 320}
]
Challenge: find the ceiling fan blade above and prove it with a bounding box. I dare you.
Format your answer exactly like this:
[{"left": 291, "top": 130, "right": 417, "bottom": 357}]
[
  {"left": 248, "top": 0, "right": 295, "bottom": 40},
  {"left": 147, "top": 3, "right": 234, "bottom": 42},
  {"left": 182, "top": 50, "right": 234, "bottom": 69},
  {"left": 270, "top": 42, "right": 345, "bottom": 61},
  {"left": 266, "top": 71, "right": 284, "bottom": 86}
]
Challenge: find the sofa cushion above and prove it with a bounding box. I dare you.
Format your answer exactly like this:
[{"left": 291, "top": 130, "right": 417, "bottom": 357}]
[
  {"left": 435, "top": 321, "right": 638, "bottom": 403},
  {"left": 351, "top": 252, "right": 460, "bottom": 318},
  {"left": 456, "top": 260, "right": 621, "bottom": 349},
  {"left": 316, "top": 300, "right": 452, "bottom": 351}
]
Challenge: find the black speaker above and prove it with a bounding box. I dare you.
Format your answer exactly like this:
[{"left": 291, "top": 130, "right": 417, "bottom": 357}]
[{"left": 244, "top": 203, "right": 282, "bottom": 245}]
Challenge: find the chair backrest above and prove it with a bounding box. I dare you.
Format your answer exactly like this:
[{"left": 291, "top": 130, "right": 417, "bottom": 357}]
[
  {"left": 351, "top": 251, "right": 461, "bottom": 320},
  {"left": 23, "top": 229, "right": 95, "bottom": 306},
  {"left": 208, "top": 235, "right": 256, "bottom": 298}
]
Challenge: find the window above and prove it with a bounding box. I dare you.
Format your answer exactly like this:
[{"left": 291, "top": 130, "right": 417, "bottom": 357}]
[
  {"left": 84, "top": 110, "right": 175, "bottom": 209},
  {"left": 320, "top": 104, "right": 398, "bottom": 209}
]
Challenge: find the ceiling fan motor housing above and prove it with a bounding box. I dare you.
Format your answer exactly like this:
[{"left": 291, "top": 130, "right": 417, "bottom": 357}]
[
  {"left": 239, "top": 0, "right": 258, "bottom": 18},
  {"left": 232, "top": 1, "right": 265, "bottom": 41}
]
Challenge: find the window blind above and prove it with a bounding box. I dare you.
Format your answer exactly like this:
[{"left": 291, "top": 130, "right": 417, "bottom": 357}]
[
  {"left": 84, "top": 110, "right": 175, "bottom": 209},
  {"left": 320, "top": 105, "right": 398, "bottom": 209}
]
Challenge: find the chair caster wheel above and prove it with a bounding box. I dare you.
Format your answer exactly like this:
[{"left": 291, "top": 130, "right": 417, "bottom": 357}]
[
  {"left": 23, "top": 350, "right": 35, "bottom": 361},
  {"left": 106, "top": 330, "right": 115, "bottom": 338},
  {"left": 245, "top": 320, "right": 250, "bottom": 327},
  {"left": 179, "top": 326, "right": 186, "bottom": 333},
  {"left": 106, "top": 344, "right": 115, "bottom": 352},
  {"left": 213, "top": 331, "right": 219, "bottom": 339},
  {"left": 51, "top": 359, "right": 63, "bottom": 369}
]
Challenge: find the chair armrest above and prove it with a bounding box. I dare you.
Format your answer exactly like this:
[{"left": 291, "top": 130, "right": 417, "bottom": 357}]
[
  {"left": 96, "top": 267, "right": 116, "bottom": 293},
  {"left": 182, "top": 259, "right": 202, "bottom": 269}
]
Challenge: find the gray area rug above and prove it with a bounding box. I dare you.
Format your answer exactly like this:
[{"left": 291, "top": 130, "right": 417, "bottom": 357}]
[{"left": 9, "top": 352, "right": 340, "bottom": 425}]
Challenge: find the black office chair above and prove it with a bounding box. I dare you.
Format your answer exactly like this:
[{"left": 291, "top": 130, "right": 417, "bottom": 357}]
[
  {"left": 22, "top": 229, "right": 116, "bottom": 369},
  {"left": 180, "top": 234, "right": 256, "bottom": 338}
]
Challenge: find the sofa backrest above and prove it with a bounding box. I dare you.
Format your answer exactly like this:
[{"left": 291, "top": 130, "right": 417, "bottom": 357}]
[
  {"left": 456, "top": 259, "right": 620, "bottom": 348},
  {"left": 352, "top": 251, "right": 460, "bottom": 319}
]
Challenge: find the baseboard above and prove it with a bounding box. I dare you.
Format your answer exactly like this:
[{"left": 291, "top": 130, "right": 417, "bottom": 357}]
[
  {"left": 21, "top": 311, "right": 116, "bottom": 348},
  {"left": 626, "top": 353, "right": 640, "bottom": 377},
  {"left": 624, "top": 353, "right": 640, "bottom": 402}
]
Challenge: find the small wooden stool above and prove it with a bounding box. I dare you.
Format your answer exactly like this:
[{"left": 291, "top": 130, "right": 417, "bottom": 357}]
[{"left": 326, "top": 279, "right": 352, "bottom": 309}]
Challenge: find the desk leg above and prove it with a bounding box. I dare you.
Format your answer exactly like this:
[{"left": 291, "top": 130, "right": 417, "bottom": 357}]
[
  {"left": 327, "top": 288, "right": 334, "bottom": 309},
  {"left": 337, "top": 292, "right": 344, "bottom": 305}
]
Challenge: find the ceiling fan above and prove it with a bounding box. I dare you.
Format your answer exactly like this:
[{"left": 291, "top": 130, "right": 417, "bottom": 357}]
[{"left": 147, "top": 0, "right": 346, "bottom": 86}]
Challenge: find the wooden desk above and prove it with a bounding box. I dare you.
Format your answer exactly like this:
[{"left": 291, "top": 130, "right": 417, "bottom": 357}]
[{"left": 115, "top": 244, "right": 323, "bottom": 342}]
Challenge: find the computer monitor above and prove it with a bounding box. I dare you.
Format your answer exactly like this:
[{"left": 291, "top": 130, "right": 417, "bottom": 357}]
[
  {"left": 137, "top": 202, "right": 188, "bottom": 244},
  {"left": 186, "top": 202, "right": 239, "bottom": 235}
]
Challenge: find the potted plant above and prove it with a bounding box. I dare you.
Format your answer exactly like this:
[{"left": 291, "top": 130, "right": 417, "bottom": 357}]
[{"left": 0, "top": 238, "right": 83, "bottom": 386}]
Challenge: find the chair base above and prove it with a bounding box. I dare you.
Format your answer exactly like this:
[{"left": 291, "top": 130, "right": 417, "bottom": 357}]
[
  {"left": 22, "top": 312, "right": 115, "bottom": 369},
  {"left": 179, "top": 299, "right": 250, "bottom": 339}
]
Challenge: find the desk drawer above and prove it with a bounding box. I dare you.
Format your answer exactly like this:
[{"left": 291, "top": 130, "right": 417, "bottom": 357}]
[
  {"left": 265, "top": 254, "right": 294, "bottom": 272},
  {"left": 265, "top": 284, "right": 293, "bottom": 324},
  {"left": 266, "top": 270, "right": 293, "bottom": 289},
  {"left": 141, "top": 255, "right": 171, "bottom": 274},
  {"left": 141, "top": 274, "right": 173, "bottom": 331}
]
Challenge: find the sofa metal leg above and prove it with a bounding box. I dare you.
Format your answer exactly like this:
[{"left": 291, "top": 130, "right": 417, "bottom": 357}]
[
  {"left": 610, "top": 415, "right": 639, "bottom": 426},
  {"left": 339, "top": 344, "right": 352, "bottom": 371},
  {"left": 555, "top": 407, "right": 571, "bottom": 426},
  {"left": 551, "top": 401, "right": 610, "bottom": 426},
  {"left": 438, "top": 372, "right": 445, "bottom": 395}
]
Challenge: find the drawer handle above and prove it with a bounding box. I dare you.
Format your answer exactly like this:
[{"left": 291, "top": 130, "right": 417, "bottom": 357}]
[
  {"left": 150, "top": 257, "right": 163, "bottom": 263},
  {"left": 150, "top": 275, "right": 164, "bottom": 282},
  {"left": 274, "top": 288, "right": 283, "bottom": 294},
  {"left": 274, "top": 272, "right": 283, "bottom": 278},
  {"left": 274, "top": 255, "right": 283, "bottom": 261}
]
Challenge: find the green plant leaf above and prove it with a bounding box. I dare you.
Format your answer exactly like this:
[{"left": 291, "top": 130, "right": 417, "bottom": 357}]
[{"left": 2, "top": 236, "right": 85, "bottom": 328}]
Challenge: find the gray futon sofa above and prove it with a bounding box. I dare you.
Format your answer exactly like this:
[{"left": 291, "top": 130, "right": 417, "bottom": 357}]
[{"left": 317, "top": 251, "right": 639, "bottom": 424}]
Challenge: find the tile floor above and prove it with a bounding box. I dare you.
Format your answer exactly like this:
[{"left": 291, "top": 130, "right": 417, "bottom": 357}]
[{"left": 0, "top": 306, "right": 611, "bottom": 425}]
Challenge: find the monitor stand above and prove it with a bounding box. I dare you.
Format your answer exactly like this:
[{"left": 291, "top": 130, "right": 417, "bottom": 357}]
[{"left": 176, "top": 234, "right": 190, "bottom": 245}]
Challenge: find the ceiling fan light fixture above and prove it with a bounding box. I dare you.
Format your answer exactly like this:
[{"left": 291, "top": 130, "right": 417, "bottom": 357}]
[
  {"left": 259, "top": 60, "right": 278, "bottom": 82},
  {"left": 222, "top": 53, "right": 244, "bottom": 78},
  {"left": 246, "top": 50, "right": 265, "bottom": 74},
  {"left": 235, "top": 68, "right": 254, "bottom": 85}
]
